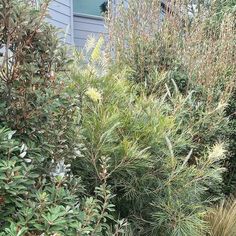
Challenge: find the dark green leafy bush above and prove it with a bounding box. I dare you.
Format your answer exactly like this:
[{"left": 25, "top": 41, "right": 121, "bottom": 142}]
[
  {"left": 0, "top": 127, "right": 124, "bottom": 235},
  {"left": 0, "top": 0, "right": 78, "bottom": 164}
]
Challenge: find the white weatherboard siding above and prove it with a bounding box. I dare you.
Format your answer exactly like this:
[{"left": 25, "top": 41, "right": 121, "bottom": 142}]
[
  {"left": 47, "top": 0, "right": 74, "bottom": 44},
  {"left": 73, "top": 14, "right": 106, "bottom": 49}
]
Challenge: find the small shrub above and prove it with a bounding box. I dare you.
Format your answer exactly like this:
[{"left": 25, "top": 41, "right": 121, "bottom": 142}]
[
  {"left": 0, "top": 126, "right": 126, "bottom": 235},
  {"left": 206, "top": 198, "right": 236, "bottom": 236}
]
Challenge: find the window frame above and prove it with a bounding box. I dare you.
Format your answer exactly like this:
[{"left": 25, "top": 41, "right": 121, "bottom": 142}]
[{"left": 73, "top": 0, "right": 106, "bottom": 20}]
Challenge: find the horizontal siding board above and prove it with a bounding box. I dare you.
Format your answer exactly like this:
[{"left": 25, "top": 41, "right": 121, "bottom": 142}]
[
  {"left": 48, "top": 9, "right": 71, "bottom": 25},
  {"left": 47, "top": 0, "right": 73, "bottom": 44},
  {"left": 74, "top": 16, "right": 104, "bottom": 25},
  {"left": 74, "top": 21, "right": 106, "bottom": 33},
  {"left": 54, "top": 0, "right": 70, "bottom": 7},
  {"left": 73, "top": 15, "right": 106, "bottom": 48},
  {"left": 75, "top": 25, "right": 105, "bottom": 33},
  {"left": 74, "top": 20, "right": 105, "bottom": 29},
  {"left": 74, "top": 23, "right": 105, "bottom": 32},
  {"left": 49, "top": 2, "right": 70, "bottom": 16},
  {"left": 74, "top": 30, "right": 105, "bottom": 39},
  {"left": 47, "top": 18, "right": 67, "bottom": 29}
]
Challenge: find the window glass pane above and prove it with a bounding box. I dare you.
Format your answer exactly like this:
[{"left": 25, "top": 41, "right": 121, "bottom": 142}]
[{"left": 73, "top": 0, "right": 106, "bottom": 16}]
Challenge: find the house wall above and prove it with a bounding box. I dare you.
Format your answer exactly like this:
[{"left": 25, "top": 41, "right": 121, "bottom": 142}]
[
  {"left": 47, "top": 1, "right": 166, "bottom": 49},
  {"left": 72, "top": 0, "right": 167, "bottom": 49},
  {"left": 48, "top": 0, "right": 106, "bottom": 49},
  {"left": 47, "top": 0, "right": 74, "bottom": 44},
  {"left": 73, "top": 14, "right": 106, "bottom": 49}
]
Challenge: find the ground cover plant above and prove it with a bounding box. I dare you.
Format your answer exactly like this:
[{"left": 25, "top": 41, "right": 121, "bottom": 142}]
[{"left": 0, "top": 0, "right": 236, "bottom": 235}]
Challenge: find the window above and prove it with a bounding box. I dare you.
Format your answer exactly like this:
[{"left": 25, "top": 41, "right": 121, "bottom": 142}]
[{"left": 73, "top": 0, "right": 107, "bottom": 17}]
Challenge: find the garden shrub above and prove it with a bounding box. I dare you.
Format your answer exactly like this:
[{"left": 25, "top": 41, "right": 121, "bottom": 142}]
[
  {"left": 0, "top": 0, "right": 81, "bottom": 182},
  {"left": 0, "top": 0, "right": 235, "bottom": 235},
  {"left": 69, "top": 42, "right": 229, "bottom": 235},
  {"left": 0, "top": 1, "right": 125, "bottom": 235},
  {"left": 106, "top": 0, "right": 235, "bottom": 191},
  {"left": 106, "top": 3, "right": 235, "bottom": 183},
  {"left": 0, "top": 127, "right": 125, "bottom": 235}
]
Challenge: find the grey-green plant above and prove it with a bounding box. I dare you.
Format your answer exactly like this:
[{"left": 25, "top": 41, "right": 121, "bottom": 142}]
[
  {"left": 106, "top": 0, "right": 235, "bottom": 194},
  {"left": 70, "top": 40, "right": 229, "bottom": 235}
]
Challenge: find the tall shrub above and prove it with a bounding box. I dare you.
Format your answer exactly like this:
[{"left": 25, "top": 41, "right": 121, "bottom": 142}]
[
  {"left": 0, "top": 1, "right": 126, "bottom": 234},
  {"left": 70, "top": 40, "right": 228, "bottom": 235},
  {"left": 0, "top": 0, "right": 79, "bottom": 173},
  {"left": 66, "top": 0, "right": 235, "bottom": 234},
  {"left": 106, "top": 0, "right": 235, "bottom": 189}
]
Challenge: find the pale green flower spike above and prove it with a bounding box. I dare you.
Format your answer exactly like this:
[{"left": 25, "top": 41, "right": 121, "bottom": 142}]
[{"left": 85, "top": 87, "right": 102, "bottom": 102}]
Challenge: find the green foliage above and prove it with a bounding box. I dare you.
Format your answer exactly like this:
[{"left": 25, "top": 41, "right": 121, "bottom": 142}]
[
  {"left": 0, "top": 127, "right": 125, "bottom": 235},
  {"left": 0, "top": 0, "right": 235, "bottom": 235},
  {"left": 224, "top": 91, "right": 236, "bottom": 194},
  {"left": 215, "top": 1, "right": 236, "bottom": 195},
  {"left": 0, "top": 1, "right": 125, "bottom": 235},
  {"left": 107, "top": 0, "right": 235, "bottom": 194},
  {"left": 69, "top": 40, "right": 228, "bottom": 235},
  {"left": 0, "top": 0, "right": 79, "bottom": 179},
  {"left": 0, "top": 0, "right": 76, "bottom": 153}
]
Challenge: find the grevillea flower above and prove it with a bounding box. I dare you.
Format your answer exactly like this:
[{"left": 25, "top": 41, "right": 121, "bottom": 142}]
[{"left": 85, "top": 87, "right": 102, "bottom": 102}]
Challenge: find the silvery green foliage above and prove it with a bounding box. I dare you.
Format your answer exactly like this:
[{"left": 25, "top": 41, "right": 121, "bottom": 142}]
[{"left": 50, "top": 159, "right": 71, "bottom": 179}]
